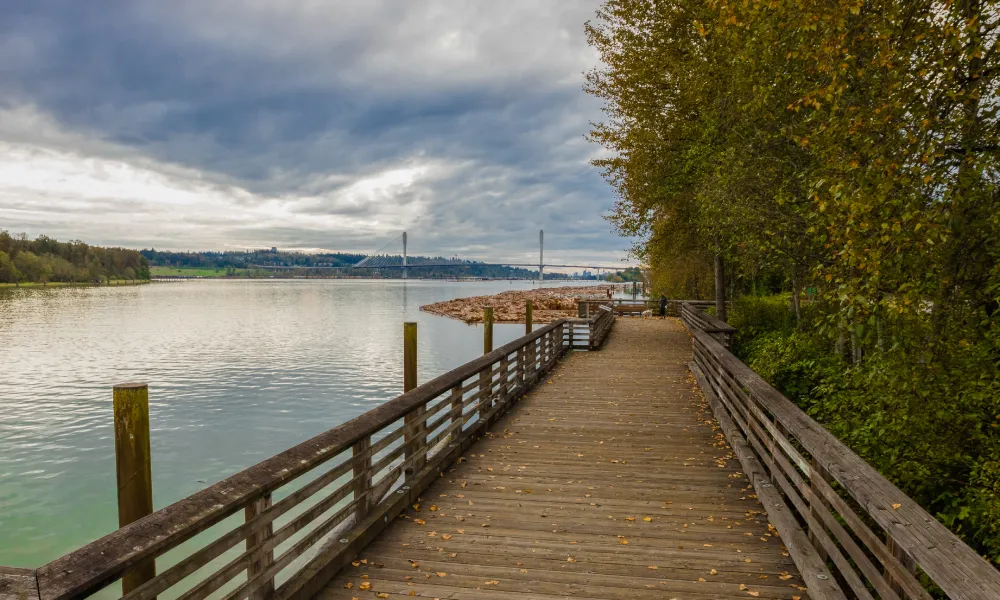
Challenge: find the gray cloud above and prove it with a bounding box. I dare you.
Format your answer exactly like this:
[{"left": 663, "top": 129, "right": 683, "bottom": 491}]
[{"left": 0, "top": 0, "right": 634, "bottom": 266}]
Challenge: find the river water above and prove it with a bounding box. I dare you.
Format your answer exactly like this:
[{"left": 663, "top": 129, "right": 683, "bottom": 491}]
[{"left": 0, "top": 279, "right": 589, "bottom": 567}]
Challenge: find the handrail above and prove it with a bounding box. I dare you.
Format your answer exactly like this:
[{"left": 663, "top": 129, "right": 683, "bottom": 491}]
[
  {"left": 680, "top": 302, "right": 1000, "bottom": 600},
  {"left": 14, "top": 315, "right": 609, "bottom": 600}
]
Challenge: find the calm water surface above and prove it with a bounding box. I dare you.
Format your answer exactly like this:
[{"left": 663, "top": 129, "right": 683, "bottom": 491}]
[{"left": 0, "top": 279, "right": 578, "bottom": 566}]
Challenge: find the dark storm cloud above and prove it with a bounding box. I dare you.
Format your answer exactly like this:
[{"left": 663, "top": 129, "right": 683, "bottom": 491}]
[{"left": 0, "top": 0, "right": 632, "bottom": 265}]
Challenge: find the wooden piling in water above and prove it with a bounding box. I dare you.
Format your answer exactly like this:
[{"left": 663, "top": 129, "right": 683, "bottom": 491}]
[
  {"left": 403, "top": 322, "right": 425, "bottom": 476},
  {"left": 403, "top": 322, "right": 417, "bottom": 393},
  {"left": 112, "top": 382, "right": 156, "bottom": 594},
  {"left": 483, "top": 307, "right": 494, "bottom": 354},
  {"left": 525, "top": 300, "right": 533, "bottom": 335}
]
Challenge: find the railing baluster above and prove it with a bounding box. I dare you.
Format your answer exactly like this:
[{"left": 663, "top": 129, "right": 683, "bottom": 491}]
[
  {"left": 404, "top": 405, "right": 426, "bottom": 477},
  {"left": 352, "top": 436, "right": 372, "bottom": 522},
  {"left": 886, "top": 535, "right": 917, "bottom": 599},
  {"left": 245, "top": 493, "right": 274, "bottom": 600},
  {"left": 449, "top": 384, "right": 463, "bottom": 441}
]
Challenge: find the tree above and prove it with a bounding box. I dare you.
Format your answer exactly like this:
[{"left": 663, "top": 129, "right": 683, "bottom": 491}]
[
  {"left": 0, "top": 251, "right": 19, "bottom": 283},
  {"left": 124, "top": 267, "right": 136, "bottom": 282}
]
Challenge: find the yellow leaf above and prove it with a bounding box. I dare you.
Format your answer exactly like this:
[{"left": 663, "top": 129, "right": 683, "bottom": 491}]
[
  {"left": 377, "top": 594, "right": 389, "bottom": 599},
  {"left": 619, "top": 539, "right": 629, "bottom": 545},
  {"left": 359, "top": 582, "right": 371, "bottom": 590},
  {"left": 485, "top": 580, "right": 500, "bottom": 585},
  {"left": 710, "top": 569, "right": 718, "bottom": 575},
  {"left": 343, "top": 582, "right": 353, "bottom": 589},
  {"left": 442, "top": 534, "right": 453, "bottom": 540},
  {"left": 892, "top": 503, "right": 902, "bottom": 510},
  {"left": 643, "top": 517, "right": 653, "bottom": 522},
  {"left": 436, "top": 572, "right": 447, "bottom": 577},
  {"left": 648, "top": 565, "right": 658, "bottom": 570}
]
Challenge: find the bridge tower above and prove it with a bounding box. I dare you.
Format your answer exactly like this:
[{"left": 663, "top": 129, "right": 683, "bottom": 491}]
[
  {"left": 402, "top": 231, "right": 407, "bottom": 280},
  {"left": 539, "top": 229, "right": 544, "bottom": 282}
]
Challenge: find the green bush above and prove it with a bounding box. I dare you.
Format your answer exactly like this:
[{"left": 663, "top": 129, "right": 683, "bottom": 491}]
[{"left": 732, "top": 296, "right": 1000, "bottom": 564}]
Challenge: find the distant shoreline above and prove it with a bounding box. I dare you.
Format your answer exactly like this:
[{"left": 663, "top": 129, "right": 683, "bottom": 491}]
[{"left": 0, "top": 280, "right": 150, "bottom": 289}]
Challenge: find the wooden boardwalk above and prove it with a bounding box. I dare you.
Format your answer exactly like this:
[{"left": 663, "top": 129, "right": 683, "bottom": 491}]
[{"left": 320, "top": 318, "right": 806, "bottom": 600}]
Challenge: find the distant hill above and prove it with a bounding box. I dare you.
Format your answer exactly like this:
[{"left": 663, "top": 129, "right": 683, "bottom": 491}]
[
  {"left": 0, "top": 231, "right": 149, "bottom": 284},
  {"left": 141, "top": 248, "right": 570, "bottom": 279}
]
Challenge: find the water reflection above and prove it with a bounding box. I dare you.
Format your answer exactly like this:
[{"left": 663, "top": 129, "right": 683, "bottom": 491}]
[{"left": 0, "top": 279, "right": 580, "bottom": 566}]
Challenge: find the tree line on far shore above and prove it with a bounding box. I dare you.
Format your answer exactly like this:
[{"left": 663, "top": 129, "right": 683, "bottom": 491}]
[{"left": 0, "top": 231, "right": 150, "bottom": 284}]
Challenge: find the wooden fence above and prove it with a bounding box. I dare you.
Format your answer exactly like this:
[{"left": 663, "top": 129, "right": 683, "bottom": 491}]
[
  {"left": 2, "top": 314, "right": 615, "bottom": 600},
  {"left": 565, "top": 304, "right": 615, "bottom": 350},
  {"left": 681, "top": 302, "right": 1000, "bottom": 600}
]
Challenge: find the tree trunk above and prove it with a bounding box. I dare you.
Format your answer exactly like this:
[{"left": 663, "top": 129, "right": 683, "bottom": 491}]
[
  {"left": 714, "top": 251, "right": 727, "bottom": 322},
  {"left": 790, "top": 273, "right": 802, "bottom": 326}
]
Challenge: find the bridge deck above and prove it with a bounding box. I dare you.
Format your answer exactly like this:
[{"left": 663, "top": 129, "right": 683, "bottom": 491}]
[{"left": 318, "top": 318, "right": 805, "bottom": 599}]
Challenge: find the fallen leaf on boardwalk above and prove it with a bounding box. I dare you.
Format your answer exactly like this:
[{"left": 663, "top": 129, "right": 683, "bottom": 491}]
[
  {"left": 351, "top": 561, "right": 360, "bottom": 567},
  {"left": 643, "top": 517, "right": 653, "bottom": 522},
  {"left": 892, "top": 503, "right": 902, "bottom": 510},
  {"left": 455, "top": 494, "right": 464, "bottom": 498},
  {"left": 698, "top": 577, "right": 706, "bottom": 582},
  {"left": 430, "top": 505, "right": 438, "bottom": 511},
  {"left": 441, "top": 534, "right": 453, "bottom": 540},
  {"left": 625, "top": 516, "right": 635, "bottom": 522},
  {"left": 485, "top": 580, "right": 500, "bottom": 585},
  {"left": 567, "top": 557, "right": 576, "bottom": 562},
  {"left": 457, "top": 528, "right": 465, "bottom": 534},
  {"left": 520, "top": 569, "right": 528, "bottom": 573},
  {"left": 436, "top": 572, "right": 447, "bottom": 577},
  {"left": 710, "top": 569, "right": 718, "bottom": 575},
  {"left": 747, "top": 592, "right": 760, "bottom": 597},
  {"left": 449, "top": 553, "right": 458, "bottom": 558},
  {"left": 358, "top": 582, "right": 371, "bottom": 590},
  {"left": 619, "top": 538, "right": 629, "bottom": 545},
  {"left": 413, "top": 518, "right": 425, "bottom": 525},
  {"left": 428, "top": 531, "right": 437, "bottom": 537},
  {"left": 409, "top": 560, "right": 420, "bottom": 568},
  {"left": 648, "top": 565, "right": 658, "bottom": 570},
  {"left": 409, "top": 592, "right": 416, "bottom": 597},
  {"left": 779, "top": 573, "right": 793, "bottom": 580},
  {"left": 703, "top": 544, "right": 713, "bottom": 547},
  {"left": 740, "top": 584, "right": 748, "bottom": 590},
  {"left": 377, "top": 594, "right": 389, "bottom": 598},
  {"left": 343, "top": 582, "right": 353, "bottom": 589}
]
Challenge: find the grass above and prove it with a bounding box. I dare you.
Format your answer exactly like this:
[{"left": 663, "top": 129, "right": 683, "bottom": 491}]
[{"left": 150, "top": 266, "right": 234, "bottom": 277}]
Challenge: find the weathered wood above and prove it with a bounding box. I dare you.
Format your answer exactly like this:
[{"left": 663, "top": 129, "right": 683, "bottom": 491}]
[
  {"left": 320, "top": 319, "right": 807, "bottom": 600},
  {"left": 246, "top": 494, "right": 274, "bottom": 600},
  {"left": 681, "top": 303, "right": 1000, "bottom": 600},
  {"left": 351, "top": 437, "right": 372, "bottom": 525},
  {"left": 0, "top": 567, "right": 39, "bottom": 600},
  {"left": 36, "top": 320, "right": 569, "bottom": 600},
  {"left": 113, "top": 383, "right": 156, "bottom": 595},
  {"left": 483, "top": 307, "right": 494, "bottom": 354},
  {"left": 403, "top": 322, "right": 417, "bottom": 393}
]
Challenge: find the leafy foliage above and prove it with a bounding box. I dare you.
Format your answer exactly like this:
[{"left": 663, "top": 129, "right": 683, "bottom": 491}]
[
  {"left": 586, "top": 0, "right": 1000, "bottom": 562},
  {"left": 0, "top": 231, "right": 149, "bottom": 283}
]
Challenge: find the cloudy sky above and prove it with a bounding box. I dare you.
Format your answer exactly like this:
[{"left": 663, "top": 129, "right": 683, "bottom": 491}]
[{"left": 0, "top": 1, "right": 631, "bottom": 266}]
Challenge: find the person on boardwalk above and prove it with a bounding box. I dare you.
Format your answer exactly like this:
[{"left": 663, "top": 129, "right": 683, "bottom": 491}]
[{"left": 659, "top": 294, "right": 668, "bottom": 318}]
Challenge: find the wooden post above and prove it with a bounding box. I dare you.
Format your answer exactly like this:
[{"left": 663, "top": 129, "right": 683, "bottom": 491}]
[
  {"left": 402, "top": 322, "right": 425, "bottom": 476},
  {"left": 113, "top": 383, "right": 156, "bottom": 594},
  {"left": 483, "top": 307, "right": 494, "bottom": 354},
  {"left": 352, "top": 436, "right": 372, "bottom": 522},
  {"left": 403, "top": 322, "right": 417, "bottom": 393},
  {"left": 449, "top": 385, "right": 463, "bottom": 442},
  {"left": 246, "top": 494, "right": 275, "bottom": 600},
  {"left": 525, "top": 300, "right": 533, "bottom": 335}
]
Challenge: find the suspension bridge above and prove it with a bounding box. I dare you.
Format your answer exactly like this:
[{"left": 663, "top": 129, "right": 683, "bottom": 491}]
[{"left": 251, "top": 230, "right": 635, "bottom": 279}]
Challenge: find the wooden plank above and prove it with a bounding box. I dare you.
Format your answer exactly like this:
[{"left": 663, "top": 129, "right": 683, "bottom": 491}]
[
  {"left": 317, "top": 319, "right": 808, "bottom": 600},
  {"left": 688, "top": 324, "right": 1000, "bottom": 599},
  {"left": 0, "top": 568, "right": 39, "bottom": 600}
]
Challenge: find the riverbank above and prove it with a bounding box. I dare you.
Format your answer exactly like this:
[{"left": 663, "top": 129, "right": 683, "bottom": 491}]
[
  {"left": 420, "top": 285, "right": 618, "bottom": 323},
  {"left": 0, "top": 280, "right": 150, "bottom": 289}
]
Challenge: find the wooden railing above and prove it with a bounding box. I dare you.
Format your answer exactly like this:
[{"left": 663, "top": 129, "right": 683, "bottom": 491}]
[
  {"left": 565, "top": 304, "right": 615, "bottom": 350},
  {"left": 5, "top": 317, "right": 607, "bottom": 600},
  {"left": 680, "top": 302, "right": 1000, "bottom": 600},
  {"left": 678, "top": 301, "right": 737, "bottom": 348}
]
